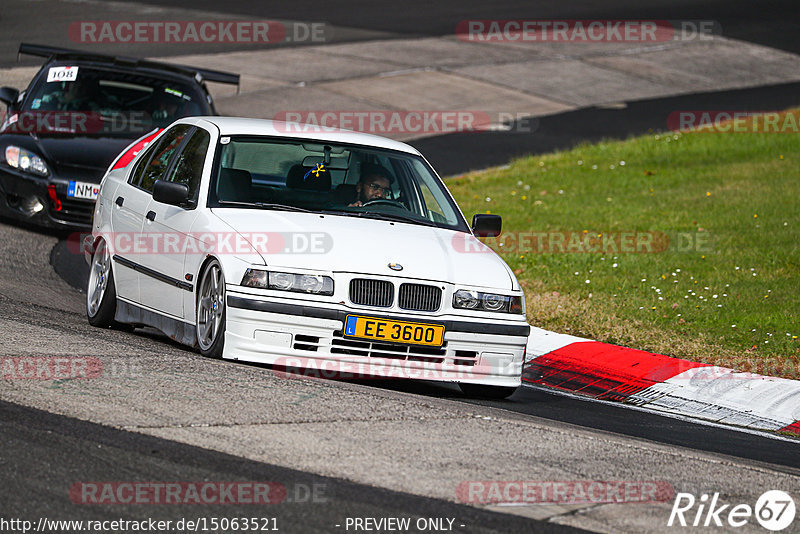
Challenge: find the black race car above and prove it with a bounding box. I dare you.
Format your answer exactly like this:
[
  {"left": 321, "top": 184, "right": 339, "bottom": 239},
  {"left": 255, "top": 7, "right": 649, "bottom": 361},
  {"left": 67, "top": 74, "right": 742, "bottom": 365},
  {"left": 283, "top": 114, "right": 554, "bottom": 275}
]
[{"left": 0, "top": 43, "right": 239, "bottom": 229}]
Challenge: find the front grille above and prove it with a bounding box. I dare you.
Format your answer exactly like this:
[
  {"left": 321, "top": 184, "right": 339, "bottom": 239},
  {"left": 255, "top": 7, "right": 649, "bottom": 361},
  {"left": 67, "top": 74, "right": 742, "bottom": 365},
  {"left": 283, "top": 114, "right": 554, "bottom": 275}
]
[
  {"left": 293, "top": 334, "right": 320, "bottom": 352},
  {"left": 453, "top": 350, "right": 479, "bottom": 367},
  {"left": 349, "top": 278, "right": 393, "bottom": 307},
  {"left": 331, "top": 331, "right": 447, "bottom": 363},
  {"left": 398, "top": 283, "right": 442, "bottom": 312},
  {"left": 53, "top": 198, "right": 94, "bottom": 225}
]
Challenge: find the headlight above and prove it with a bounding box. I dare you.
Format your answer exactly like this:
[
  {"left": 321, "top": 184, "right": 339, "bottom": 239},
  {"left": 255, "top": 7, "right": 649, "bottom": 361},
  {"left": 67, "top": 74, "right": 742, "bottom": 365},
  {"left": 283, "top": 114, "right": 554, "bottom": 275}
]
[
  {"left": 240, "top": 269, "right": 267, "bottom": 288},
  {"left": 453, "top": 289, "right": 479, "bottom": 309},
  {"left": 241, "top": 269, "right": 334, "bottom": 296},
  {"left": 482, "top": 293, "right": 506, "bottom": 311},
  {"left": 453, "top": 289, "right": 524, "bottom": 314},
  {"left": 269, "top": 271, "right": 294, "bottom": 291},
  {"left": 4, "top": 145, "right": 49, "bottom": 176}
]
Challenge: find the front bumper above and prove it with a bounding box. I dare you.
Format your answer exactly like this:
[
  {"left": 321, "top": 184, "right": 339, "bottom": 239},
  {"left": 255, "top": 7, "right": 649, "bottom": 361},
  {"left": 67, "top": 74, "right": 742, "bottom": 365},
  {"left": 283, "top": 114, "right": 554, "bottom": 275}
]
[
  {"left": 0, "top": 166, "right": 94, "bottom": 230},
  {"left": 223, "top": 291, "right": 529, "bottom": 387}
]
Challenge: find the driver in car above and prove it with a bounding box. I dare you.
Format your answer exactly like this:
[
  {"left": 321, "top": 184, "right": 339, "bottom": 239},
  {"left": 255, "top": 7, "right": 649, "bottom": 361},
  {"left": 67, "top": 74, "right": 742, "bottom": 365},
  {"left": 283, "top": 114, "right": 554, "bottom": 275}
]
[
  {"left": 58, "top": 77, "right": 102, "bottom": 111},
  {"left": 349, "top": 163, "right": 393, "bottom": 207}
]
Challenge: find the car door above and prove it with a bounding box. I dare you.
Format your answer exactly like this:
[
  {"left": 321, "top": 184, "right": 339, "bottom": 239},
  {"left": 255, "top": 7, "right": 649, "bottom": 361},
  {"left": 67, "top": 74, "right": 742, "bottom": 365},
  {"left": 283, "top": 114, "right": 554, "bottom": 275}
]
[
  {"left": 109, "top": 136, "right": 162, "bottom": 303},
  {"left": 111, "top": 124, "right": 192, "bottom": 308},
  {"left": 138, "top": 126, "right": 211, "bottom": 319}
]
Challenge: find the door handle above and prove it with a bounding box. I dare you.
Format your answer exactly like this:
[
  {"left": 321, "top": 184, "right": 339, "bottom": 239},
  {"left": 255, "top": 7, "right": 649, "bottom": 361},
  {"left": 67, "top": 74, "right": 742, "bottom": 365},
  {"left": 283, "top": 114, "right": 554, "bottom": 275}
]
[
  {"left": 146, "top": 210, "right": 156, "bottom": 221},
  {"left": 115, "top": 196, "right": 124, "bottom": 207}
]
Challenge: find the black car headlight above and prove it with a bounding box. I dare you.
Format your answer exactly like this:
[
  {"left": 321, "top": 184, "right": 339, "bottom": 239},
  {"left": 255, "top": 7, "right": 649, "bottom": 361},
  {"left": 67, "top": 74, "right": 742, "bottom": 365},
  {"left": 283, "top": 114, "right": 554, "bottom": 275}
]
[
  {"left": 4, "top": 145, "right": 49, "bottom": 176},
  {"left": 453, "top": 289, "right": 524, "bottom": 314},
  {"left": 241, "top": 269, "right": 334, "bottom": 296}
]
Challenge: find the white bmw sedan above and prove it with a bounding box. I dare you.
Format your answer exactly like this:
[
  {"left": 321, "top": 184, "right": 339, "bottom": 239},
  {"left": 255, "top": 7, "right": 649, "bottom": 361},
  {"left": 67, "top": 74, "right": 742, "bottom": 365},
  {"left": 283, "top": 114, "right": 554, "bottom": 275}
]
[{"left": 86, "top": 117, "right": 529, "bottom": 398}]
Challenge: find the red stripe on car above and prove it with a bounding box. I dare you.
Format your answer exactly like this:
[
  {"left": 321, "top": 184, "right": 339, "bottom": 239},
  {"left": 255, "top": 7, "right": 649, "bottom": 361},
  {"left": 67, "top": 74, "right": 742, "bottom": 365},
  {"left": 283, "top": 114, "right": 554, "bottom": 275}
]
[{"left": 111, "top": 128, "right": 163, "bottom": 170}]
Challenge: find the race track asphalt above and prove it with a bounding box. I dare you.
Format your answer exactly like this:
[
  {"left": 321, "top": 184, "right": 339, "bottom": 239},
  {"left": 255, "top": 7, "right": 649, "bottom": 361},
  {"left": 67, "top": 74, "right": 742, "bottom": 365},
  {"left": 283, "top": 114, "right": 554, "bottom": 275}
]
[{"left": 1, "top": 400, "right": 588, "bottom": 533}]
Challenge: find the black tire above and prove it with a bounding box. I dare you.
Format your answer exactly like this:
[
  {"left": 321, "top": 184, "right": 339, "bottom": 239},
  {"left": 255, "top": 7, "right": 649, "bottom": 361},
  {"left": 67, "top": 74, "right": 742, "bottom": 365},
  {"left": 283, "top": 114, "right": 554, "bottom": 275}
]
[
  {"left": 459, "top": 383, "right": 519, "bottom": 400},
  {"left": 196, "top": 259, "right": 226, "bottom": 358},
  {"left": 86, "top": 239, "right": 118, "bottom": 328}
]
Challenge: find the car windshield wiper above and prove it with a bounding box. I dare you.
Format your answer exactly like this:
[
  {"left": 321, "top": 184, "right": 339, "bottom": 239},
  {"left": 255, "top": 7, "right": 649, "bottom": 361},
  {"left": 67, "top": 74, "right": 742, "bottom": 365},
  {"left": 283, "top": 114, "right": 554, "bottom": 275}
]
[
  {"left": 216, "top": 200, "right": 313, "bottom": 213},
  {"left": 354, "top": 210, "right": 437, "bottom": 227},
  {"left": 217, "top": 203, "right": 435, "bottom": 225}
]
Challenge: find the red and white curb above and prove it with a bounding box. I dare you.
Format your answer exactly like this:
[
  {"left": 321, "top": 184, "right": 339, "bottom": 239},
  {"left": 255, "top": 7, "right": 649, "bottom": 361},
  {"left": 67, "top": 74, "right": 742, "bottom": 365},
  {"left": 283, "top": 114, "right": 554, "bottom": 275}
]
[{"left": 523, "top": 327, "right": 800, "bottom": 435}]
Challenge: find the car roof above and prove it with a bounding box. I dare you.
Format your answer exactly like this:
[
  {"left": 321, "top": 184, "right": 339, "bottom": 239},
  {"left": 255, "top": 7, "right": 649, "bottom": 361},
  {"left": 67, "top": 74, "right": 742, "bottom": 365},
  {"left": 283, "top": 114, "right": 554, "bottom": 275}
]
[{"left": 194, "top": 116, "right": 423, "bottom": 156}]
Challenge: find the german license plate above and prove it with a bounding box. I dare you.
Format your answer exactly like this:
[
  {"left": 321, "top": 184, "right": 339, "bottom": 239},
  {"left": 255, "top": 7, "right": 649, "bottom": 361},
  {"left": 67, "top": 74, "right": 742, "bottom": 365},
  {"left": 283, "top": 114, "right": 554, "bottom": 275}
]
[
  {"left": 67, "top": 180, "right": 99, "bottom": 200},
  {"left": 344, "top": 315, "right": 445, "bottom": 347}
]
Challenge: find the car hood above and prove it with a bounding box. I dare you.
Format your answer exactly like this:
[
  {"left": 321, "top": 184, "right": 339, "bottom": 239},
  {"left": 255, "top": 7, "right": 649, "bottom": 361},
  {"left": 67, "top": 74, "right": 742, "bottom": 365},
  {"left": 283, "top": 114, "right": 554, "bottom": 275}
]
[
  {"left": 35, "top": 133, "right": 133, "bottom": 177},
  {"left": 210, "top": 209, "right": 517, "bottom": 290}
]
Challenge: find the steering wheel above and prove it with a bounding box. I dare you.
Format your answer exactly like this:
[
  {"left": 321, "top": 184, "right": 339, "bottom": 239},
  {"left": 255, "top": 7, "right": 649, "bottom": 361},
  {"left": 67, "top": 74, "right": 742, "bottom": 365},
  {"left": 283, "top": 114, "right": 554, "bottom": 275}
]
[{"left": 361, "top": 199, "right": 408, "bottom": 210}]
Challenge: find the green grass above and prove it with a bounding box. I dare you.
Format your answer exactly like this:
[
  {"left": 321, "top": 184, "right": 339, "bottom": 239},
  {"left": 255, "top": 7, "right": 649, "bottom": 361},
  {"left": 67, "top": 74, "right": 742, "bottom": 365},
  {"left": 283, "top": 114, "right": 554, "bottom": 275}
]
[{"left": 446, "top": 112, "right": 800, "bottom": 378}]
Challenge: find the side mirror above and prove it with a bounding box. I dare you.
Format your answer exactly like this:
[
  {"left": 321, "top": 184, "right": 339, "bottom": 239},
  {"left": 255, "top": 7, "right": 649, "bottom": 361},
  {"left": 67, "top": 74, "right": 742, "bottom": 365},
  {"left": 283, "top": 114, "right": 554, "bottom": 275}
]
[
  {"left": 472, "top": 213, "right": 502, "bottom": 237},
  {"left": 153, "top": 180, "right": 190, "bottom": 207},
  {"left": 0, "top": 87, "right": 20, "bottom": 107}
]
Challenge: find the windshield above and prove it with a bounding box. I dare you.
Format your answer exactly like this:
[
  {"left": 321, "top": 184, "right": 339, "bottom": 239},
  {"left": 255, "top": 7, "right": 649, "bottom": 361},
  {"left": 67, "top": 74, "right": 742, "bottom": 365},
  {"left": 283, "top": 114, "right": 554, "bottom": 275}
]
[
  {"left": 208, "top": 136, "right": 469, "bottom": 231},
  {"left": 23, "top": 65, "right": 208, "bottom": 135}
]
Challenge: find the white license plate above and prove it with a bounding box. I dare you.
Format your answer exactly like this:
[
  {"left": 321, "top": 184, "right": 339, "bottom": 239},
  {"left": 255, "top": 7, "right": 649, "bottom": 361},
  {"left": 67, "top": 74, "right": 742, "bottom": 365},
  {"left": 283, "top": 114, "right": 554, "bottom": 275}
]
[{"left": 67, "top": 181, "right": 99, "bottom": 200}]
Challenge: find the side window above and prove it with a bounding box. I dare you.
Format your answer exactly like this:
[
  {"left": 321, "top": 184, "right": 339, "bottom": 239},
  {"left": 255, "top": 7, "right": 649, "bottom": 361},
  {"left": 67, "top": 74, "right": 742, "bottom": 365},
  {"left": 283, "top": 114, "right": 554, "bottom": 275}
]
[
  {"left": 128, "top": 142, "right": 158, "bottom": 187},
  {"left": 419, "top": 181, "right": 445, "bottom": 221},
  {"left": 138, "top": 124, "right": 192, "bottom": 192},
  {"left": 165, "top": 128, "right": 210, "bottom": 200}
]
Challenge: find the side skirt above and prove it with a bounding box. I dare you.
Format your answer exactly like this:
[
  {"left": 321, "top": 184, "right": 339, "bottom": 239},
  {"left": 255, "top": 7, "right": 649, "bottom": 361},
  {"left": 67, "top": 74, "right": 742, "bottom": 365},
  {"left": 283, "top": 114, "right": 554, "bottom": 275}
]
[{"left": 116, "top": 299, "right": 197, "bottom": 348}]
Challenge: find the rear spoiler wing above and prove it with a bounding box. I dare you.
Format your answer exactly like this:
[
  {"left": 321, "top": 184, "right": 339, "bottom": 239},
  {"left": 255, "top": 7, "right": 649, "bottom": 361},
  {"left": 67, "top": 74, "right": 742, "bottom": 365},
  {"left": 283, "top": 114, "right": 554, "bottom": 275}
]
[{"left": 18, "top": 43, "right": 240, "bottom": 86}]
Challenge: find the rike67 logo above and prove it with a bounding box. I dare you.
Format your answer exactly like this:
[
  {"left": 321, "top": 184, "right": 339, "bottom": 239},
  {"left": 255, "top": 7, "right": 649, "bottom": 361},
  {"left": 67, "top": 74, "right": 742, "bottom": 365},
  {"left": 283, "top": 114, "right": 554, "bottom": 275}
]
[{"left": 668, "top": 490, "right": 795, "bottom": 531}]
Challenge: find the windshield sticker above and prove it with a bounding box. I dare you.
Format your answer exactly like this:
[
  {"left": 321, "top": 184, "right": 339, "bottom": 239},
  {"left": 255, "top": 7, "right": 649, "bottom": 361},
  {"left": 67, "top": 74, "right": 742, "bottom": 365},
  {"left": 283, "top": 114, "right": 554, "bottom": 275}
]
[
  {"left": 220, "top": 136, "right": 231, "bottom": 145},
  {"left": 47, "top": 66, "right": 79, "bottom": 83},
  {"left": 304, "top": 163, "right": 326, "bottom": 180},
  {"left": 164, "top": 87, "right": 184, "bottom": 98},
  {"left": 31, "top": 98, "right": 42, "bottom": 110}
]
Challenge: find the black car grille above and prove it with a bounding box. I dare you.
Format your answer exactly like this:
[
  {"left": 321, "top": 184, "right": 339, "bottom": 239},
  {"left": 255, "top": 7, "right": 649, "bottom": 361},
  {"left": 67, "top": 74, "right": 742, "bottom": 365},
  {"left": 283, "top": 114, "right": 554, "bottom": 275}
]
[
  {"left": 349, "top": 279, "right": 444, "bottom": 312},
  {"left": 293, "top": 334, "right": 320, "bottom": 352},
  {"left": 349, "top": 279, "right": 393, "bottom": 307},
  {"left": 53, "top": 198, "right": 94, "bottom": 225},
  {"left": 398, "top": 283, "right": 442, "bottom": 312},
  {"left": 331, "top": 332, "right": 447, "bottom": 363}
]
